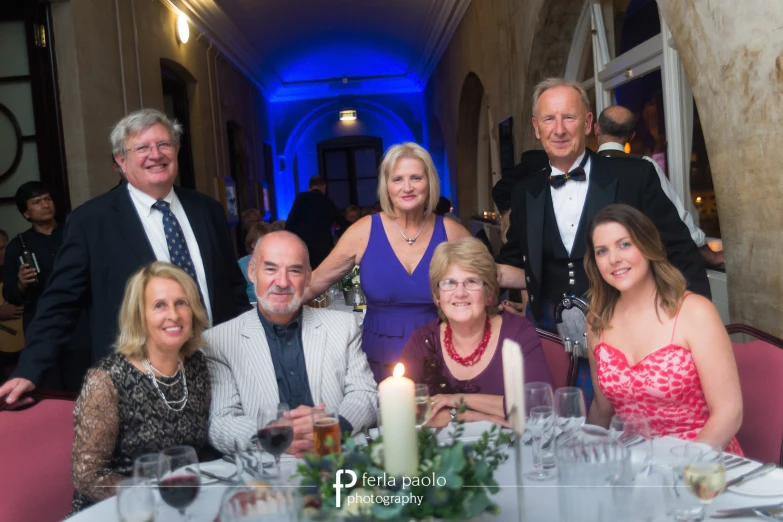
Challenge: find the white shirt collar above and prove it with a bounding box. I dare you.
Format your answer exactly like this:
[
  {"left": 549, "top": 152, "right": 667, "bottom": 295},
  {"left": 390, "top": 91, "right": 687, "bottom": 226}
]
[
  {"left": 127, "top": 183, "right": 175, "bottom": 217},
  {"left": 597, "top": 142, "right": 625, "bottom": 153},
  {"left": 550, "top": 150, "right": 589, "bottom": 177}
]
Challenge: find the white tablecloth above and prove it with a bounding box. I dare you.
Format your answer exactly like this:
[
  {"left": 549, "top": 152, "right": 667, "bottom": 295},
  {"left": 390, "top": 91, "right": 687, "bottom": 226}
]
[{"left": 66, "top": 425, "right": 781, "bottom": 521}]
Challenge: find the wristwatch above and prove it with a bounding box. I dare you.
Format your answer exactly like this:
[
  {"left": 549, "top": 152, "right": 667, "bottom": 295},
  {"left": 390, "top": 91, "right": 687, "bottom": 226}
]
[{"left": 449, "top": 407, "right": 458, "bottom": 422}]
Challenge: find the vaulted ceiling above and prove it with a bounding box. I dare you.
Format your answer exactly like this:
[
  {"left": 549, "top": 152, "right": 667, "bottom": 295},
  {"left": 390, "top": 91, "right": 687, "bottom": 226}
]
[{"left": 167, "top": 0, "right": 471, "bottom": 101}]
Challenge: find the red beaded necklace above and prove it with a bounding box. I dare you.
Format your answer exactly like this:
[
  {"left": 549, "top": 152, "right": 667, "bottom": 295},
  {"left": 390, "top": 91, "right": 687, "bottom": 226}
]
[{"left": 443, "top": 316, "right": 492, "bottom": 366}]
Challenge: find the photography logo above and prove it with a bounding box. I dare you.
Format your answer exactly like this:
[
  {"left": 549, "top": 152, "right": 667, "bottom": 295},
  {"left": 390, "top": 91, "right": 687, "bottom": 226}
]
[{"left": 333, "top": 469, "right": 357, "bottom": 508}]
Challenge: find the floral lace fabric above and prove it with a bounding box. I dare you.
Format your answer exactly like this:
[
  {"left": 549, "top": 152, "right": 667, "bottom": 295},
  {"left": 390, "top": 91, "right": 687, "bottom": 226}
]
[{"left": 70, "top": 351, "right": 210, "bottom": 513}]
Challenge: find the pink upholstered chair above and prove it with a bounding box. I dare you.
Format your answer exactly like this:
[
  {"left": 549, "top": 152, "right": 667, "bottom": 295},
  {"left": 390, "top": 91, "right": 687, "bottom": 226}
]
[
  {"left": 727, "top": 324, "right": 783, "bottom": 465},
  {"left": 537, "top": 328, "right": 577, "bottom": 389},
  {"left": 0, "top": 391, "right": 77, "bottom": 522}
]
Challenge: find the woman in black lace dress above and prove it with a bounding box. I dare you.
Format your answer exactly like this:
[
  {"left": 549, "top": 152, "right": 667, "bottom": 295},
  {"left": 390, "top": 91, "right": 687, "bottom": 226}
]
[{"left": 71, "top": 262, "right": 211, "bottom": 512}]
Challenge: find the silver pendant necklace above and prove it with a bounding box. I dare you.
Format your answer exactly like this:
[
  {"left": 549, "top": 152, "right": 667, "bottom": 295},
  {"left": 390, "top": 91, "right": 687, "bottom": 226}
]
[{"left": 394, "top": 219, "right": 426, "bottom": 245}]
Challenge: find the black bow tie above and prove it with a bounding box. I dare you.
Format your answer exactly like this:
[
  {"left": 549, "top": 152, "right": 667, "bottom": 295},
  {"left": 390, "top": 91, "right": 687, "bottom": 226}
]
[{"left": 549, "top": 154, "right": 589, "bottom": 188}]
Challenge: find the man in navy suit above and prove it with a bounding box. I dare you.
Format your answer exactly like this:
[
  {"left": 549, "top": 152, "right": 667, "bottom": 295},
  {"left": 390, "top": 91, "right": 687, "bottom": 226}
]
[{"left": 0, "top": 109, "right": 250, "bottom": 407}]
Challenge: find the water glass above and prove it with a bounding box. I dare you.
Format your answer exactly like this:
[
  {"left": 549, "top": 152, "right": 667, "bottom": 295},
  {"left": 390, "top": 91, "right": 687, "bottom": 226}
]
[
  {"left": 257, "top": 403, "right": 293, "bottom": 477},
  {"left": 610, "top": 414, "right": 652, "bottom": 476},
  {"left": 525, "top": 382, "right": 555, "bottom": 469},
  {"left": 525, "top": 406, "right": 557, "bottom": 480},
  {"left": 554, "top": 387, "right": 586, "bottom": 438},
  {"left": 414, "top": 384, "right": 431, "bottom": 428},
  {"left": 312, "top": 405, "right": 341, "bottom": 456},
  {"left": 667, "top": 444, "right": 707, "bottom": 521},
  {"left": 117, "top": 477, "right": 155, "bottom": 522}
]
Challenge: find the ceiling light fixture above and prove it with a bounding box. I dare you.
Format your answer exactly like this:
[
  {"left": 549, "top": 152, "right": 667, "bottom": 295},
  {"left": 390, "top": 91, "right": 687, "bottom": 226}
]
[
  {"left": 177, "top": 13, "right": 190, "bottom": 44},
  {"left": 339, "top": 109, "right": 357, "bottom": 121}
]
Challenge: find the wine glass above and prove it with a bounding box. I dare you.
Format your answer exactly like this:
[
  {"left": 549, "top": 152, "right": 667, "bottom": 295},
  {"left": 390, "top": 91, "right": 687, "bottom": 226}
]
[
  {"left": 682, "top": 443, "right": 726, "bottom": 516},
  {"left": 257, "top": 403, "right": 294, "bottom": 477},
  {"left": 610, "top": 414, "right": 652, "bottom": 476},
  {"left": 157, "top": 446, "right": 200, "bottom": 521},
  {"left": 554, "top": 387, "right": 586, "bottom": 439},
  {"left": 133, "top": 453, "right": 161, "bottom": 484},
  {"left": 414, "top": 384, "right": 431, "bottom": 429},
  {"left": 117, "top": 477, "right": 155, "bottom": 522},
  {"left": 668, "top": 444, "right": 708, "bottom": 520},
  {"left": 525, "top": 382, "right": 555, "bottom": 475},
  {"left": 525, "top": 406, "right": 557, "bottom": 480}
]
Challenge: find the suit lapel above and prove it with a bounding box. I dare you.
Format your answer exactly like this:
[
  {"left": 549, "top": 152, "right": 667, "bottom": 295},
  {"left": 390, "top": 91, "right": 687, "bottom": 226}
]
[
  {"left": 302, "top": 307, "right": 326, "bottom": 405},
  {"left": 240, "top": 312, "right": 280, "bottom": 405},
  {"left": 111, "top": 184, "right": 156, "bottom": 264},
  {"left": 571, "top": 151, "right": 617, "bottom": 259},
  {"left": 526, "top": 171, "right": 548, "bottom": 281},
  {"left": 177, "top": 188, "right": 215, "bottom": 302}
]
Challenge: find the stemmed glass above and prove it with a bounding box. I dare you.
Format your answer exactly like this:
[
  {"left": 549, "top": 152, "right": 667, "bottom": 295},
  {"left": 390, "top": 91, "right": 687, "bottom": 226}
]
[
  {"left": 668, "top": 444, "right": 708, "bottom": 521},
  {"left": 610, "top": 415, "right": 652, "bottom": 476},
  {"left": 682, "top": 443, "right": 726, "bottom": 517},
  {"left": 256, "top": 403, "right": 294, "bottom": 477},
  {"left": 157, "top": 446, "right": 200, "bottom": 521},
  {"left": 414, "top": 384, "right": 431, "bottom": 429},
  {"left": 133, "top": 453, "right": 161, "bottom": 484},
  {"left": 554, "top": 387, "right": 586, "bottom": 439},
  {"left": 116, "top": 477, "right": 155, "bottom": 522},
  {"left": 524, "top": 382, "right": 556, "bottom": 480}
]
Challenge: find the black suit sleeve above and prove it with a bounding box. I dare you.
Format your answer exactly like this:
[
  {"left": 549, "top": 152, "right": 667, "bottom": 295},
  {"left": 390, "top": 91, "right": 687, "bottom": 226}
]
[
  {"left": 492, "top": 177, "right": 516, "bottom": 215},
  {"left": 2, "top": 237, "right": 25, "bottom": 305},
  {"left": 210, "top": 199, "right": 251, "bottom": 318},
  {"left": 330, "top": 199, "right": 350, "bottom": 231},
  {"left": 11, "top": 215, "right": 92, "bottom": 385},
  {"left": 638, "top": 162, "right": 711, "bottom": 298},
  {"left": 496, "top": 189, "right": 524, "bottom": 268}
]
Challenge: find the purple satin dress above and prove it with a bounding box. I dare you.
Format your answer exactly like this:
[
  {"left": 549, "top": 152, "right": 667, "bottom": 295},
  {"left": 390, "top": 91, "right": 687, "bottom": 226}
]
[{"left": 360, "top": 214, "right": 448, "bottom": 382}]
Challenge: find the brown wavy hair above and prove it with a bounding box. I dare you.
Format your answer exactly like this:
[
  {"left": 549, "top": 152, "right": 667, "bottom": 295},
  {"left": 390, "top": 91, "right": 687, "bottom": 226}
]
[{"left": 584, "top": 204, "right": 686, "bottom": 332}]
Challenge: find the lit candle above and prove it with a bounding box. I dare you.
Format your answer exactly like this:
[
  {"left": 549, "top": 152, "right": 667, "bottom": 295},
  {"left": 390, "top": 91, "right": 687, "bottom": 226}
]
[
  {"left": 502, "top": 339, "right": 526, "bottom": 435},
  {"left": 379, "top": 363, "right": 418, "bottom": 476}
]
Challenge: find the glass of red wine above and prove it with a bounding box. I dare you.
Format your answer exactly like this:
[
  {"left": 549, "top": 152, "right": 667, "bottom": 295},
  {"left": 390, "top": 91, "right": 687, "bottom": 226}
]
[
  {"left": 256, "top": 403, "right": 294, "bottom": 478},
  {"left": 157, "top": 445, "right": 200, "bottom": 520}
]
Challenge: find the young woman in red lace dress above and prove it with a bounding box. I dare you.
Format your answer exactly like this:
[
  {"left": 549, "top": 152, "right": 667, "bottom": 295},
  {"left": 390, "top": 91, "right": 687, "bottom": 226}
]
[{"left": 584, "top": 204, "right": 742, "bottom": 454}]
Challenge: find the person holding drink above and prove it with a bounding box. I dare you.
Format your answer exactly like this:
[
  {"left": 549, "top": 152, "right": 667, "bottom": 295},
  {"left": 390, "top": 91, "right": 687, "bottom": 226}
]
[
  {"left": 70, "top": 262, "right": 211, "bottom": 513},
  {"left": 401, "top": 237, "right": 553, "bottom": 428},
  {"left": 204, "top": 231, "right": 377, "bottom": 459}
]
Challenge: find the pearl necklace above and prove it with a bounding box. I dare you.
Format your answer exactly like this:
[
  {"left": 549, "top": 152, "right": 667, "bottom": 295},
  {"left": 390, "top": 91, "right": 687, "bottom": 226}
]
[
  {"left": 393, "top": 219, "right": 426, "bottom": 245},
  {"left": 143, "top": 357, "right": 188, "bottom": 411}
]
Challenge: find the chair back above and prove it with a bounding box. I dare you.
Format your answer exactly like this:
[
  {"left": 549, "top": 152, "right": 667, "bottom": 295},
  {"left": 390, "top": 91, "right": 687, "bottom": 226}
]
[
  {"left": 0, "top": 394, "right": 76, "bottom": 522},
  {"left": 727, "top": 324, "right": 783, "bottom": 465},
  {"left": 538, "top": 328, "right": 576, "bottom": 389}
]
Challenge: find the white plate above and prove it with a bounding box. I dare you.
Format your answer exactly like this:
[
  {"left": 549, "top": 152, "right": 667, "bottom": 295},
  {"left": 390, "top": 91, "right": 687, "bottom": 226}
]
[
  {"left": 729, "top": 468, "right": 783, "bottom": 497},
  {"left": 198, "top": 459, "right": 239, "bottom": 484}
]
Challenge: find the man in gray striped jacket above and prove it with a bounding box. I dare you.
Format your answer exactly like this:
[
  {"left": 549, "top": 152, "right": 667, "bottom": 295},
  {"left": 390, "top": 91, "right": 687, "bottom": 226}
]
[{"left": 203, "top": 231, "right": 378, "bottom": 457}]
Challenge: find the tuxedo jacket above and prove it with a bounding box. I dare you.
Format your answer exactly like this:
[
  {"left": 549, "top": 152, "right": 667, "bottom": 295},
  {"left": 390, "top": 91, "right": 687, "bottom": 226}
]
[
  {"left": 497, "top": 149, "right": 710, "bottom": 319},
  {"left": 202, "top": 307, "right": 378, "bottom": 454},
  {"left": 13, "top": 183, "right": 251, "bottom": 385},
  {"left": 285, "top": 190, "right": 349, "bottom": 269}
]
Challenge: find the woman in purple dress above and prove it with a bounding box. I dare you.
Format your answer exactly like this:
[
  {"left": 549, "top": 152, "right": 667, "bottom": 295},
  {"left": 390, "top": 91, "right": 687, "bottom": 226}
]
[
  {"left": 305, "top": 143, "right": 526, "bottom": 382},
  {"left": 401, "top": 238, "right": 553, "bottom": 427}
]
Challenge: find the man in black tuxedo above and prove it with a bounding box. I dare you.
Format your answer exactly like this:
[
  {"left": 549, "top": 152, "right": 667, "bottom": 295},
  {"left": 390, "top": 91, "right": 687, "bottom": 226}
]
[
  {"left": 497, "top": 77, "right": 710, "bottom": 327},
  {"left": 285, "top": 176, "right": 349, "bottom": 269},
  {"left": 0, "top": 109, "right": 250, "bottom": 407}
]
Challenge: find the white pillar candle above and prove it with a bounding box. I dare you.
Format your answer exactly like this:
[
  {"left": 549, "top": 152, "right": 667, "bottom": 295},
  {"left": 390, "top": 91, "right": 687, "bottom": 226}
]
[
  {"left": 379, "top": 363, "right": 418, "bottom": 476},
  {"left": 502, "top": 339, "right": 526, "bottom": 435}
]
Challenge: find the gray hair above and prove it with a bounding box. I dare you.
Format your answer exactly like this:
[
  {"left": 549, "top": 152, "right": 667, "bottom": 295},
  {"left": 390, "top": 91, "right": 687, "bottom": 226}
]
[
  {"left": 532, "top": 77, "right": 591, "bottom": 116},
  {"left": 110, "top": 109, "right": 183, "bottom": 155}
]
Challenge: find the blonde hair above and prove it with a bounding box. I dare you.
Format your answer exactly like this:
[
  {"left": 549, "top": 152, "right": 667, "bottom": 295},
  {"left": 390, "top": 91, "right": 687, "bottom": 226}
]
[
  {"left": 429, "top": 237, "right": 500, "bottom": 321},
  {"left": 377, "top": 142, "right": 440, "bottom": 217},
  {"left": 532, "top": 77, "right": 591, "bottom": 116},
  {"left": 584, "top": 204, "right": 687, "bottom": 332},
  {"left": 115, "top": 262, "right": 208, "bottom": 358}
]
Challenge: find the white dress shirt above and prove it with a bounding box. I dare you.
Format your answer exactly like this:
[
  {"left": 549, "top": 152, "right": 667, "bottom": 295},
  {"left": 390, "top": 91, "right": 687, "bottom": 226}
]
[
  {"left": 549, "top": 151, "right": 591, "bottom": 254},
  {"left": 127, "top": 183, "right": 213, "bottom": 325},
  {"left": 597, "top": 142, "right": 705, "bottom": 247}
]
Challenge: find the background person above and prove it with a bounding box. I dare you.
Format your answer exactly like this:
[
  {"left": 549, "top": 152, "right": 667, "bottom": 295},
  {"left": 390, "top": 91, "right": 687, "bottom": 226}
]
[
  {"left": 70, "top": 262, "right": 211, "bottom": 512},
  {"left": 238, "top": 222, "right": 272, "bottom": 302},
  {"left": 584, "top": 204, "right": 742, "bottom": 453}
]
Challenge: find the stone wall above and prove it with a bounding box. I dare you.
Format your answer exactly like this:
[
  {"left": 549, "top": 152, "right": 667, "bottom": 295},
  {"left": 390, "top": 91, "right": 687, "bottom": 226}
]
[
  {"left": 658, "top": 0, "right": 783, "bottom": 334},
  {"left": 51, "top": 0, "right": 272, "bottom": 209}
]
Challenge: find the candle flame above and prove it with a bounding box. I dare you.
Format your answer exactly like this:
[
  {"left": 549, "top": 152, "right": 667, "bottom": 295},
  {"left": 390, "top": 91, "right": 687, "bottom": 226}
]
[{"left": 393, "top": 363, "right": 405, "bottom": 377}]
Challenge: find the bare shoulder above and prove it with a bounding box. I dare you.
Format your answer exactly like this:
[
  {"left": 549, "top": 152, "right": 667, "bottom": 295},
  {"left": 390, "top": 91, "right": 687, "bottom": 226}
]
[
  {"left": 443, "top": 216, "right": 470, "bottom": 240},
  {"left": 679, "top": 293, "right": 719, "bottom": 323}
]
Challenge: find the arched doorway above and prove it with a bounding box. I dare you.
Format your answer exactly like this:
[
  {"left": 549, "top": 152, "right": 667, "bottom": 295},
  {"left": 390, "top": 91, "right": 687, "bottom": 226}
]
[{"left": 455, "top": 72, "right": 485, "bottom": 223}]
